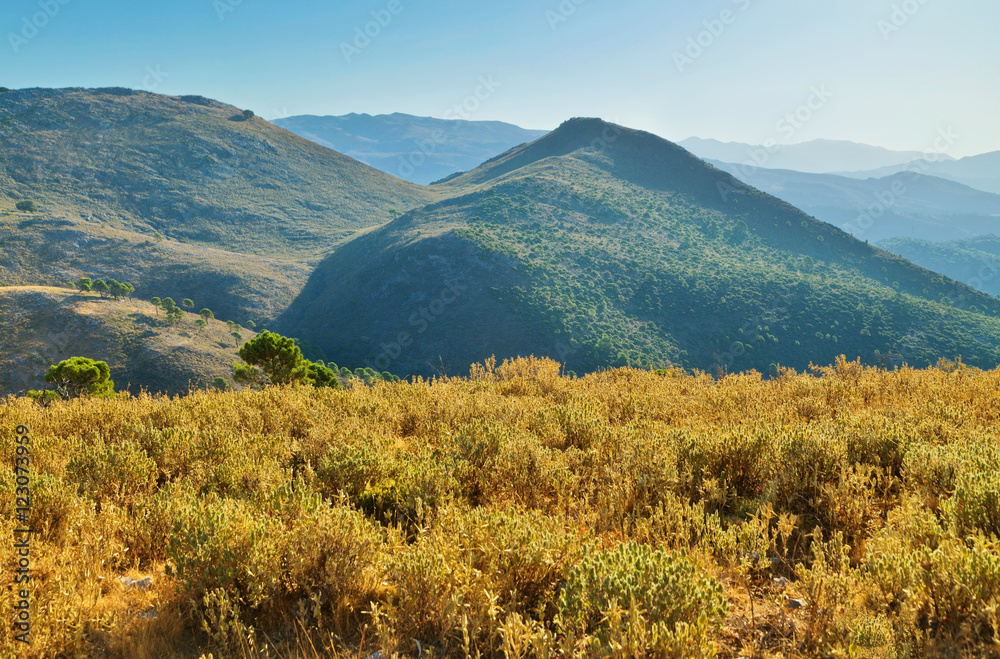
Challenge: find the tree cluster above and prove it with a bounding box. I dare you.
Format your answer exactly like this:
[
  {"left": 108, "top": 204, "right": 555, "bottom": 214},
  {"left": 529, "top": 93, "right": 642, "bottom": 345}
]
[
  {"left": 233, "top": 331, "right": 339, "bottom": 389},
  {"left": 76, "top": 276, "right": 135, "bottom": 299}
]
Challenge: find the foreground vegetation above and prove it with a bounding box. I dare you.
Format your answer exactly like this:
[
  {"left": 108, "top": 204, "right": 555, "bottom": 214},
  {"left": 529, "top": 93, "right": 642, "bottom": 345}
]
[{"left": 2, "top": 356, "right": 999, "bottom": 658}]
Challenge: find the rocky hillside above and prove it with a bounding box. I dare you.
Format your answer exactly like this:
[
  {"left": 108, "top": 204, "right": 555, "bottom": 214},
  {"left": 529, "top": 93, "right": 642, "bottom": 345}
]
[{"left": 0, "top": 286, "right": 253, "bottom": 396}]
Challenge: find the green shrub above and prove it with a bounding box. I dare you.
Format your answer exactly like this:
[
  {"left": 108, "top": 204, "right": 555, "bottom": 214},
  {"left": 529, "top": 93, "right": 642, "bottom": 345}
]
[{"left": 557, "top": 541, "right": 727, "bottom": 657}]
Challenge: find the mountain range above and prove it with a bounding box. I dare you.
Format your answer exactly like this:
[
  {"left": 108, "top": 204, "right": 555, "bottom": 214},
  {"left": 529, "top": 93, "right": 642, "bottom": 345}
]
[
  {"left": 838, "top": 151, "right": 1000, "bottom": 195},
  {"left": 273, "top": 113, "right": 548, "bottom": 185},
  {"left": 278, "top": 118, "right": 1000, "bottom": 376},
  {"left": 678, "top": 137, "right": 946, "bottom": 175},
  {"left": 4, "top": 87, "right": 1000, "bottom": 394},
  {"left": 708, "top": 162, "right": 1000, "bottom": 243}
]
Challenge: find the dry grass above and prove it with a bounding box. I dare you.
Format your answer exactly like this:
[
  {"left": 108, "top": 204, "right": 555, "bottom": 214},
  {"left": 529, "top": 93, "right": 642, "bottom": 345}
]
[{"left": 1, "top": 355, "right": 999, "bottom": 658}]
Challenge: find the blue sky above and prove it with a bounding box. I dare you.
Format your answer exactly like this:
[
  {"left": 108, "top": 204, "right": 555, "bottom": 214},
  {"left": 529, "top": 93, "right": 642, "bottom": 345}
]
[{"left": 2, "top": 0, "right": 997, "bottom": 157}]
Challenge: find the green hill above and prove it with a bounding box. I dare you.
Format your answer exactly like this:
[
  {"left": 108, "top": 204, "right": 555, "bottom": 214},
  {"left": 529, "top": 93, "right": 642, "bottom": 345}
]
[
  {"left": 878, "top": 234, "right": 1000, "bottom": 297},
  {"left": 0, "top": 87, "right": 436, "bottom": 258},
  {"left": 280, "top": 118, "right": 1000, "bottom": 376},
  {"left": 0, "top": 286, "right": 252, "bottom": 396}
]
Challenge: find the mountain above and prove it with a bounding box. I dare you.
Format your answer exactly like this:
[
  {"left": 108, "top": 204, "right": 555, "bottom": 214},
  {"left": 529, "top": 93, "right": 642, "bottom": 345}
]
[
  {"left": 0, "top": 286, "right": 253, "bottom": 396},
  {"left": 273, "top": 113, "right": 549, "bottom": 185},
  {"left": 0, "top": 87, "right": 448, "bottom": 326},
  {"left": 279, "top": 118, "right": 1000, "bottom": 377},
  {"left": 678, "top": 137, "right": 941, "bottom": 174},
  {"left": 838, "top": 151, "right": 1000, "bottom": 195},
  {"left": 878, "top": 235, "right": 1000, "bottom": 297},
  {"left": 708, "top": 162, "right": 1000, "bottom": 243},
  {"left": 0, "top": 87, "right": 435, "bottom": 258}
]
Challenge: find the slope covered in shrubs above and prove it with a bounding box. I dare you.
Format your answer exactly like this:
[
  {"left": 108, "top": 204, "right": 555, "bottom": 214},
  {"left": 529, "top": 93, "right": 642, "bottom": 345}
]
[{"left": 1, "top": 356, "right": 999, "bottom": 658}]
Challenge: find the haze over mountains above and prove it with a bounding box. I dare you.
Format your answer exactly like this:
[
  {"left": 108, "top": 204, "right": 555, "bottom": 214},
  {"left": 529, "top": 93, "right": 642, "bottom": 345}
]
[
  {"left": 839, "top": 151, "right": 1000, "bottom": 195},
  {"left": 274, "top": 113, "right": 548, "bottom": 185},
  {"left": 4, "top": 87, "right": 1000, "bottom": 395},
  {"left": 678, "top": 137, "right": 947, "bottom": 175},
  {"left": 709, "top": 162, "right": 1000, "bottom": 243}
]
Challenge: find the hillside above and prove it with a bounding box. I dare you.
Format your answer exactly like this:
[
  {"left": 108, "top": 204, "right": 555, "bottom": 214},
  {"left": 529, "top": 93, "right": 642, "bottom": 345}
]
[
  {"left": 678, "top": 137, "right": 940, "bottom": 174},
  {"left": 0, "top": 286, "right": 252, "bottom": 396},
  {"left": 280, "top": 118, "right": 1000, "bottom": 377},
  {"left": 274, "top": 113, "right": 549, "bottom": 185},
  {"left": 0, "top": 207, "right": 308, "bottom": 323},
  {"left": 0, "top": 87, "right": 436, "bottom": 258},
  {"left": 878, "top": 234, "right": 1000, "bottom": 297},
  {"left": 708, "top": 163, "right": 1000, "bottom": 242}
]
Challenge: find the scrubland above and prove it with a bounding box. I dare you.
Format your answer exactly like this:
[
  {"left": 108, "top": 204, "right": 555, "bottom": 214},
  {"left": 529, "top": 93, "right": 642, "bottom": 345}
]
[{"left": 1, "top": 356, "right": 999, "bottom": 658}]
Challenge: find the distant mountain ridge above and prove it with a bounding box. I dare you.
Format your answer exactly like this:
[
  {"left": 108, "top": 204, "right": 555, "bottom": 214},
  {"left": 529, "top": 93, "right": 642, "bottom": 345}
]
[
  {"left": 679, "top": 137, "right": 945, "bottom": 174},
  {"left": 838, "top": 151, "right": 1000, "bottom": 195},
  {"left": 708, "top": 161, "right": 1000, "bottom": 243},
  {"left": 273, "top": 112, "right": 549, "bottom": 185}
]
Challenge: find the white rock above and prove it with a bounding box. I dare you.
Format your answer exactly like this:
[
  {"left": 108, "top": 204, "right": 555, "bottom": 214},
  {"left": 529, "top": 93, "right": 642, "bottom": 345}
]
[{"left": 120, "top": 576, "right": 153, "bottom": 591}]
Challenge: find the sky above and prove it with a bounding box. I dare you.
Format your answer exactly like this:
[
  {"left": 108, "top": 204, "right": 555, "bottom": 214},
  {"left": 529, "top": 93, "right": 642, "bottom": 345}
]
[{"left": 1, "top": 0, "right": 998, "bottom": 157}]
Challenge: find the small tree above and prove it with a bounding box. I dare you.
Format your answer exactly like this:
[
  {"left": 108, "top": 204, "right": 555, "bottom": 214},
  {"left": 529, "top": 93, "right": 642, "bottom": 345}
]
[
  {"left": 245, "top": 320, "right": 256, "bottom": 330},
  {"left": 92, "top": 279, "right": 109, "bottom": 297},
  {"left": 44, "top": 357, "right": 114, "bottom": 400},
  {"left": 196, "top": 318, "right": 207, "bottom": 333},
  {"left": 211, "top": 377, "right": 229, "bottom": 391},
  {"left": 77, "top": 277, "right": 93, "bottom": 292},
  {"left": 16, "top": 200, "right": 37, "bottom": 212},
  {"left": 151, "top": 297, "right": 162, "bottom": 316},
  {"left": 234, "top": 330, "right": 308, "bottom": 386},
  {"left": 242, "top": 109, "right": 255, "bottom": 121},
  {"left": 167, "top": 307, "right": 184, "bottom": 325},
  {"left": 182, "top": 298, "right": 195, "bottom": 310},
  {"left": 231, "top": 331, "right": 243, "bottom": 346},
  {"left": 305, "top": 361, "right": 340, "bottom": 389},
  {"left": 200, "top": 308, "right": 215, "bottom": 321},
  {"left": 106, "top": 279, "right": 134, "bottom": 300}
]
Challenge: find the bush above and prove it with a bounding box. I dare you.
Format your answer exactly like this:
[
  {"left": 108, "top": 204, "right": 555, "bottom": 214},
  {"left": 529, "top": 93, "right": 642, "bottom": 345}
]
[
  {"left": 16, "top": 200, "right": 37, "bottom": 212},
  {"left": 44, "top": 356, "right": 115, "bottom": 399},
  {"left": 557, "top": 541, "right": 727, "bottom": 657}
]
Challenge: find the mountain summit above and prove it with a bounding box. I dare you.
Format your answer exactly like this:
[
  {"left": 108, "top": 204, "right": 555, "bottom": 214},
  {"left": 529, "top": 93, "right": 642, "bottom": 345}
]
[{"left": 279, "top": 119, "right": 1000, "bottom": 376}]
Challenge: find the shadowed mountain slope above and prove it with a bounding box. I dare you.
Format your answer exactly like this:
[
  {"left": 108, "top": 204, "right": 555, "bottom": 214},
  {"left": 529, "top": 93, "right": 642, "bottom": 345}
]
[{"left": 280, "top": 119, "right": 1000, "bottom": 377}]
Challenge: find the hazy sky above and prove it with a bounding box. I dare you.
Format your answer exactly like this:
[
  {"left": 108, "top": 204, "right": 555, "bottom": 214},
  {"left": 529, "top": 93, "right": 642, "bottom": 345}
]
[{"left": 2, "top": 0, "right": 997, "bottom": 157}]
